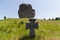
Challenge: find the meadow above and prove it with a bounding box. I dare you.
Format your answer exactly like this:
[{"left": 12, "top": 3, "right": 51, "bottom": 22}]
[{"left": 0, "top": 18, "right": 60, "bottom": 40}]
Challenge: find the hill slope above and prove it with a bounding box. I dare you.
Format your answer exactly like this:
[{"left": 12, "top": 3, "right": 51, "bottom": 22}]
[{"left": 0, "top": 18, "right": 60, "bottom": 40}]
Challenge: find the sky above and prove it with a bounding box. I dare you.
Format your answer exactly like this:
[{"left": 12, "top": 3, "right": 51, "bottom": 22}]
[{"left": 0, "top": 0, "right": 60, "bottom": 19}]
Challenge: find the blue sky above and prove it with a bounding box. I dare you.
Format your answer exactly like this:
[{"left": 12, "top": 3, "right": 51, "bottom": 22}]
[{"left": 0, "top": 0, "right": 60, "bottom": 19}]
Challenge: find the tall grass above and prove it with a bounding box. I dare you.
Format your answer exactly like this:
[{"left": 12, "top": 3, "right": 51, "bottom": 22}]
[{"left": 0, "top": 18, "right": 60, "bottom": 40}]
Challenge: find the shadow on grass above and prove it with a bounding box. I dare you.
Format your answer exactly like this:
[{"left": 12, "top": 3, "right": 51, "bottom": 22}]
[
  {"left": 18, "top": 35, "right": 45, "bottom": 40},
  {"left": 18, "top": 35, "right": 35, "bottom": 40}
]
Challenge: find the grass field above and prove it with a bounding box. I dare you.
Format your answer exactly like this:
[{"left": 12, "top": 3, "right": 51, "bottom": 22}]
[{"left": 0, "top": 18, "right": 60, "bottom": 40}]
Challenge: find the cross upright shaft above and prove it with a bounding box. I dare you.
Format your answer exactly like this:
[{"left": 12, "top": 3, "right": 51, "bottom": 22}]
[{"left": 30, "top": 28, "right": 35, "bottom": 37}]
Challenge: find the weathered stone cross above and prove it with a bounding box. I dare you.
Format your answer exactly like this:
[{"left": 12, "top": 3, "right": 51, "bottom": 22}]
[{"left": 26, "top": 19, "right": 38, "bottom": 37}]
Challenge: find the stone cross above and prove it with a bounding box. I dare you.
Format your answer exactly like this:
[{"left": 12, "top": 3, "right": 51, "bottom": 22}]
[{"left": 26, "top": 19, "right": 38, "bottom": 37}]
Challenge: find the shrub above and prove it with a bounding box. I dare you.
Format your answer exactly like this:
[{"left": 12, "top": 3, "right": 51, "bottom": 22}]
[
  {"left": 55, "top": 17, "right": 60, "bottom": 20},
  {"left": 4, "top": 16, "right": 6, "bottom": 20}
]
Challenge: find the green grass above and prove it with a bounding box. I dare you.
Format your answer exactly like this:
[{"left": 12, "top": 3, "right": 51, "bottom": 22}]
[{"left": 0, "top": 18, "right": 60, "bottom": 40}]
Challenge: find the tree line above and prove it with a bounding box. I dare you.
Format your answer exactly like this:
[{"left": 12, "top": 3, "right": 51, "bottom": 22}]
[
  {"left": 43, "top": 17, "right": 60, "bottom": 20},
  {"left": 3, "top": 16, "right": 60, "bottom": 20}
]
